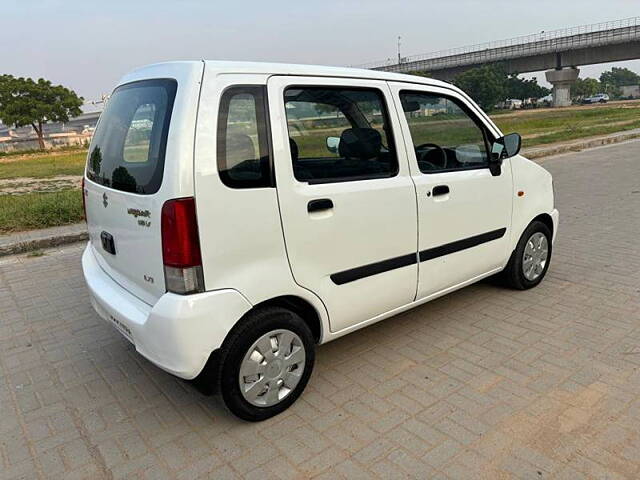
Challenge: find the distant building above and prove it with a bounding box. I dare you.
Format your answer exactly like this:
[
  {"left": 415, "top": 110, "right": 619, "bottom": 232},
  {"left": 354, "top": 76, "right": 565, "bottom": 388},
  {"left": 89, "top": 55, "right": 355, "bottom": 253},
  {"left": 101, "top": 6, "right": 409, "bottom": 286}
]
[
  {"left": 620, "top": 85, "right": 640, "bottom": 99},
  {"left": 0, "top": 111, "right": 102, "bottom": 152}
]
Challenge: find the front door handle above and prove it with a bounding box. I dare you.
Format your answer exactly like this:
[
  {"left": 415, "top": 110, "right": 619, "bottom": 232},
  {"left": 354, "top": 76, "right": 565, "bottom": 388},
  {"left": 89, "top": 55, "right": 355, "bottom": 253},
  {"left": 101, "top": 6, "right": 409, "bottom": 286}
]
[
  {"left": 307, "top": 198, "right": 334, "bottom": 212},
  {"left": 432, "top": 185, "right": 450, "bottom": 197}
]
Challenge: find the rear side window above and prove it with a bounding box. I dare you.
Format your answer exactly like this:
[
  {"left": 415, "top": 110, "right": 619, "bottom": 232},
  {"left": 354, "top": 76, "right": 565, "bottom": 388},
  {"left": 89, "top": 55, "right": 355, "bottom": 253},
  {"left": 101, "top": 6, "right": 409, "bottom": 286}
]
[
  {"left": 284, "top": 87, "right": 398, "bottom": 184},
  {"left": 217, "top": 86, "right": 272, "bottom": 188},
  {"left": 86, "top": 79, "right": 177, "bottom": 194}
]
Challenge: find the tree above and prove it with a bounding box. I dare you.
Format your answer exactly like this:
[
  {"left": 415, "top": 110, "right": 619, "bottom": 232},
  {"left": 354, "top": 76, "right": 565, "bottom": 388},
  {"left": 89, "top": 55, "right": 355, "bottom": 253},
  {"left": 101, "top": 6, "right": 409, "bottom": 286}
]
[
  {"left": 573, "top": 77, "right": 601, "bottom": 98},
  {"left": 453, "top": 64, "right": 506, "bottom": 110},
  {"left": 454, "top": 65, "right": 551, "bottom": 108},
  {"left": 0, "top": 75, "right": 83, "bottom": 150},
  {"left": 409, "top": 71, "right": 432, "bottom": 79},
  {"left": 599, "top": 67, "right": 640, "bottom": 88},
  {"left": 505, "top": 74, "right": 550, "bottom": 100}
]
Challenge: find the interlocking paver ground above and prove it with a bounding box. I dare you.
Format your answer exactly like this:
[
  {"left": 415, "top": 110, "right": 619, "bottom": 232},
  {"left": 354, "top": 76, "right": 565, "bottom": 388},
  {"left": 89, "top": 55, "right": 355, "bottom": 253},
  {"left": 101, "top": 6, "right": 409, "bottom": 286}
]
[{"left": 1, "top": 140, "right": 639, "bottom": 479}]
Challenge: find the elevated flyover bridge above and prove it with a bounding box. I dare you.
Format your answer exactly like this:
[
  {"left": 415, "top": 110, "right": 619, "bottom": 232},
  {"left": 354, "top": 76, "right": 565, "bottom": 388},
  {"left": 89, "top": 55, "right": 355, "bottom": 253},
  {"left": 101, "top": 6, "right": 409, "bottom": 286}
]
[{"left": 357, "top": 17, "right": 640, "bottom": 106}]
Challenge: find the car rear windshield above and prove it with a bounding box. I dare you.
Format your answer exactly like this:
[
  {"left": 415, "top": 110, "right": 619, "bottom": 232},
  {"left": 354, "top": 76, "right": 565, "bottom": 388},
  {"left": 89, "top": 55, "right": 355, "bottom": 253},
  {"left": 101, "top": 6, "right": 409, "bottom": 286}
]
[{"left": 86, "top": 79, "right": 177, "bottom": 194}]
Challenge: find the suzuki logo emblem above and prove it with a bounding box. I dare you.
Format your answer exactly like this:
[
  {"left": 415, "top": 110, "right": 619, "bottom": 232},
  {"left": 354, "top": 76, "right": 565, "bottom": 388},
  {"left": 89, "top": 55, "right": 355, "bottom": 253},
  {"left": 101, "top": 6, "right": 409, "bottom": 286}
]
[{"left": 102, "top": 193, "right": 108, "bottom": 208}]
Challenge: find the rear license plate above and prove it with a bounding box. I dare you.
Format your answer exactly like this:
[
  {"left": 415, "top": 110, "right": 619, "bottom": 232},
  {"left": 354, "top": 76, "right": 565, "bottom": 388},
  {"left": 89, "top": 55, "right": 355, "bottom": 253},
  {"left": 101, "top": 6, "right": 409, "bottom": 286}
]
[{"left": 109, "top": 314, "right": 133, "bottom": 344}]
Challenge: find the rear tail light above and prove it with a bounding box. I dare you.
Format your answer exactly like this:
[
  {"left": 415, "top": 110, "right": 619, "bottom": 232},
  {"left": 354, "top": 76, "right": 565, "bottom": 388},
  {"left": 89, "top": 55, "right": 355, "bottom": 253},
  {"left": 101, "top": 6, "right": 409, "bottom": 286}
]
[{"left": 161, "top": 197, "right": 204, "bottom": 295}]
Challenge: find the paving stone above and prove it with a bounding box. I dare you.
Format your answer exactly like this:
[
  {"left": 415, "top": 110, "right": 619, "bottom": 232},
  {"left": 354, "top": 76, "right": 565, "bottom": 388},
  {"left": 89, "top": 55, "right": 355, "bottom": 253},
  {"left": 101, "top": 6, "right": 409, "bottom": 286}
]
[{"left": 1, "top": 141, "right": 639, "bottom": 477}]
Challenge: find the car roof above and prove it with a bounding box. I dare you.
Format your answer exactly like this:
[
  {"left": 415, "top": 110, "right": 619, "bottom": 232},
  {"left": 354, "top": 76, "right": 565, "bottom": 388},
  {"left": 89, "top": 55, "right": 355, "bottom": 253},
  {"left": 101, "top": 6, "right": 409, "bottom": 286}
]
[
  {"left": 118, "top": 60, "right": 502, "bottom": 137},
  {"left": 126, "top": 60, "right": 455, "bottom": 90}
]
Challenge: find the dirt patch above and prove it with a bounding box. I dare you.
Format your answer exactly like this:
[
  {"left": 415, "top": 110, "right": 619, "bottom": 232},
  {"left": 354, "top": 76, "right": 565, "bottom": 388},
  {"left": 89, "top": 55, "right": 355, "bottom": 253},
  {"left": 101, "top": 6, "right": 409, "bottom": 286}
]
[
  {"left": 0, "top": 175, "right": 82, "bottom": 195},
  {"left": 472, "top": 380, "right": 638, "bottom": 478}
]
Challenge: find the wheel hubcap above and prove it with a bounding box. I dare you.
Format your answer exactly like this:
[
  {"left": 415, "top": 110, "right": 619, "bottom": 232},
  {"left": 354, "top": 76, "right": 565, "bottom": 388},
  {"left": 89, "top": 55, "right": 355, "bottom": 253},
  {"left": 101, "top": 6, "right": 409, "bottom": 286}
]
[
  {"left": 522, "top": 232, "right": 549, "bottom": 281},
  {"left": 239, "top": 329, "right": 305, "bottom": 407}
]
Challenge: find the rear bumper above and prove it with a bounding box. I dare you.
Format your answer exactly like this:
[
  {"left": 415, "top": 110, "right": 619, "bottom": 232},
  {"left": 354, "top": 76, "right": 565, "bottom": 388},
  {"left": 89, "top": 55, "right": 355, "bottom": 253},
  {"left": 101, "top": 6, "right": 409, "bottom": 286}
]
[{"left": 82, "top": 244, "right": 252, "bottom": 379}]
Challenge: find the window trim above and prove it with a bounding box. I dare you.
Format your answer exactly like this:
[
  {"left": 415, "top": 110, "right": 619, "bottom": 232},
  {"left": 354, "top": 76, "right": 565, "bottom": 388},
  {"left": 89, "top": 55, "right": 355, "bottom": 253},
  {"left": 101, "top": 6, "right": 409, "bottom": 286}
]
[
  {"left": 399, "top": 89, "right": 495, "bottom": 175},
  {"left": 217, "top": 85, "right": 274, "bottom": 189},
  {"left": 284, "top": 85, "right": 400, "bottom": 185}
]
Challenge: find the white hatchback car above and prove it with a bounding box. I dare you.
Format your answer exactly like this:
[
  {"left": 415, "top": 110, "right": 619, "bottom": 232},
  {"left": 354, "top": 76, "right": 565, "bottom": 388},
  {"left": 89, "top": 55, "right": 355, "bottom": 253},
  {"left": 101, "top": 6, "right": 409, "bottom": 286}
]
[
  {"left": 583, "top": 93, "right": 610, "bottom": 104},
  {"left": 82, "top": 61, "right": 559, "bottom": 421}
]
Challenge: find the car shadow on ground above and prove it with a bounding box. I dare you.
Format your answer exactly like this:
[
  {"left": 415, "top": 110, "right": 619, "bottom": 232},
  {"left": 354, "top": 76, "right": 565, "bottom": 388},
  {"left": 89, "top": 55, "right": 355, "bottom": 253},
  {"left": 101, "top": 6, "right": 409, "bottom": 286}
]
[{"left": 118, "top": 276, "right": 512, "bottom": 424}]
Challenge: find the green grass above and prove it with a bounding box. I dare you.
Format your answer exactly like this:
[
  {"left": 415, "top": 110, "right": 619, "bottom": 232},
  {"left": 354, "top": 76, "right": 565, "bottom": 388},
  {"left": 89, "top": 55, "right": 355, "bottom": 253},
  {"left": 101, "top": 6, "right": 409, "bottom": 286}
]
[
  {"left": 0, "top": 145, "right": 86, "bottom": 158},
  {"left": 0, "top": 189, "right": 84, "bottom": 233},
  {"left": 0, "top": 151, "right": 87, "bottom": 180},
  {"left": 515, "top": 119, "right": 640, "bottom": 147},
  {"left": 491, "top": 104, "right": 640, "bottom": 148}
]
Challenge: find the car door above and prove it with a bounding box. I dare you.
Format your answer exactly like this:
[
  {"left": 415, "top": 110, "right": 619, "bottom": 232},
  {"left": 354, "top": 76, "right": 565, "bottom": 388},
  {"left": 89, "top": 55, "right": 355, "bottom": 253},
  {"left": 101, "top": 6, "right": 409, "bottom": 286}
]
[
  {"left": 267, "top": 76, "right": 418, "bottom": 333},
  {"left": 389, "top": 83, "right": 513, "bottom": 299}
]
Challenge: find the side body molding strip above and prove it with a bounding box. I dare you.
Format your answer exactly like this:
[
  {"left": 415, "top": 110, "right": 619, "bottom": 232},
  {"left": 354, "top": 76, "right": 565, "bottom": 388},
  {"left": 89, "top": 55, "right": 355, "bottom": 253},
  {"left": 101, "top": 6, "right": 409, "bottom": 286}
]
[
  {"left": 330, "top": 228, "right": 507, "bottom": 285},
  {"left": 419, "top": 228, "right": 506, "bottom": 262}
]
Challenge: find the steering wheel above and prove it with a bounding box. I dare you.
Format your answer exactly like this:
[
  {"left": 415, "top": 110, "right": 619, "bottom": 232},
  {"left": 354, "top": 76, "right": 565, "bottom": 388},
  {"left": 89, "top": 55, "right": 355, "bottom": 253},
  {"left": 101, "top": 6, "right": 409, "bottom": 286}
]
[{"left": 415, "top": 143, "right": 447, "bottom": 171}]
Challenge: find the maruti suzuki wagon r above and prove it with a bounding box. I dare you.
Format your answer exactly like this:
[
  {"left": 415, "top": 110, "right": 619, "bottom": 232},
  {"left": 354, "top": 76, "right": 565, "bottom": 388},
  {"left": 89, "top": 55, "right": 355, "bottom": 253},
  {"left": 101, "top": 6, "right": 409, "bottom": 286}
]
[{"left": 82, "top": 61, "right": 559, "bottom": 421}]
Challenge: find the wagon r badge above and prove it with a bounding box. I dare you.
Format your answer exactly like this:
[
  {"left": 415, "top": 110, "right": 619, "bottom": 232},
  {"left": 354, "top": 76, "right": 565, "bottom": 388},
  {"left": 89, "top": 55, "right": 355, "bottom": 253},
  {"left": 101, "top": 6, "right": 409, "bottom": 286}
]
[{"left": 103, "top": 193, "right": 108, "bottom": 208}]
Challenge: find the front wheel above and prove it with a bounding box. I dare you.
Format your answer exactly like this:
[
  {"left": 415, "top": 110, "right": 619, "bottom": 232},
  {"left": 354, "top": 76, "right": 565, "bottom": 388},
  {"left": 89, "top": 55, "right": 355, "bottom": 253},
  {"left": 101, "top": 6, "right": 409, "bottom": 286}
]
[
  {"left": 503, "top": 221, "right": 552, "bottom": 290},
  {"left": 219, "top": 307, "right": 315, "bottom": 421}
]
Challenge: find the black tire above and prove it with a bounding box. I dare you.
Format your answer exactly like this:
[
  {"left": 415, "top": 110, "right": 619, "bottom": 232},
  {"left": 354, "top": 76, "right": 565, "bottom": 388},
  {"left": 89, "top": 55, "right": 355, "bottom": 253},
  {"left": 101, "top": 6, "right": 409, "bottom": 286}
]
[
  {"left": 503, "top": 220, "right": 552, "bottom": 290},
  {"left": 218, "top": 307, "right": 315, "bottom": 421}
]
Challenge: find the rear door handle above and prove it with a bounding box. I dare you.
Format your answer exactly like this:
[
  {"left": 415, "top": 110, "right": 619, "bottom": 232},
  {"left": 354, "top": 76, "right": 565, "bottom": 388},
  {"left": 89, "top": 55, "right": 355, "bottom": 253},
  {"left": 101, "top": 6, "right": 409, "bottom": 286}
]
[
  {"left": 432, "top": 185, "right": 450, "bottom": 197},
  {"left": 307, "top": 198, "right": 334, "bottom": 212}
]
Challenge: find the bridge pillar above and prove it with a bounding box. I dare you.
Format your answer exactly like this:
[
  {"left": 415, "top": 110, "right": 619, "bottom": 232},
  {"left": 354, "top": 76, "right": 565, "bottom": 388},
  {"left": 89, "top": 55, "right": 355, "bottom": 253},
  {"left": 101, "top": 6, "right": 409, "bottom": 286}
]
[{"left": 545, "top": 67, "right": 580, "bottom": 107}]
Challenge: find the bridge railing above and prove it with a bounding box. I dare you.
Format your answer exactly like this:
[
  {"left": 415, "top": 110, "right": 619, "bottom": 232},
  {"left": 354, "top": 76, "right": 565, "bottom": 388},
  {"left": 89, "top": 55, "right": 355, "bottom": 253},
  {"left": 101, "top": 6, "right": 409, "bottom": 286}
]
[{"left": 356, "top": 16, "right": 640, "bottom": 71}]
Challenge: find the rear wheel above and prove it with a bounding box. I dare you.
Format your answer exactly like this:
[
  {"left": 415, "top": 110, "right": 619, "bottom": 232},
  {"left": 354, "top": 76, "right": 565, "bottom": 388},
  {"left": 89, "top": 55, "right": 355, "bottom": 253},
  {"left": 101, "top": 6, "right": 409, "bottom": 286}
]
[
  {"left": 219, "top": 307, "right": 315, "bottom": 421},
  {"left": 503, "top": 221, "right": 552, "bottom": 290}
]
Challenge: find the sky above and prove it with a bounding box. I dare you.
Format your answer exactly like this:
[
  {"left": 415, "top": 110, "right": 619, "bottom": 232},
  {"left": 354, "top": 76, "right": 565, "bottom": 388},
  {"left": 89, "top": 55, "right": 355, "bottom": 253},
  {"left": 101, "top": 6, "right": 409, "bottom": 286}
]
[{"left": 2, "top": 0, "right": 639, "bottom": 109}]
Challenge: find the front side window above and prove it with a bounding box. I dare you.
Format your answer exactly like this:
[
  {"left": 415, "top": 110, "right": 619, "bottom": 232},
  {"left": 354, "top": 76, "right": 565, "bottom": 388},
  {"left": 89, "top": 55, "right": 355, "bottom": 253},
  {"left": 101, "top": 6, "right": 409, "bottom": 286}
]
[
  {"left": 87, "top": 79, "right": 177, "bottom": 194},
  {"left": 284, "top": 87, "right": 398, "bottom": 183},
  {"left": 400, "top": 91, "right": 490, "bottom": 173},
  {"left": 217, "top": 86, "right": 271, "bottom": 188}
]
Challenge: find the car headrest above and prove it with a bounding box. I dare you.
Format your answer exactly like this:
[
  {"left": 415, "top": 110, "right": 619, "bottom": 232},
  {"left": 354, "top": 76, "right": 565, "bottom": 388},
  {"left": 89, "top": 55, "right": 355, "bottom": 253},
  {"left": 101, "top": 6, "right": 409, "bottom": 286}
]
[
  {"left": 225, "top": 133, "right": 256, "bottom": 165},
  {"left": 289, "top": 137, "right": 299, "bottom": 161},
  {"left": 339, "top": 128, "right": 382, "bottom": 159}
]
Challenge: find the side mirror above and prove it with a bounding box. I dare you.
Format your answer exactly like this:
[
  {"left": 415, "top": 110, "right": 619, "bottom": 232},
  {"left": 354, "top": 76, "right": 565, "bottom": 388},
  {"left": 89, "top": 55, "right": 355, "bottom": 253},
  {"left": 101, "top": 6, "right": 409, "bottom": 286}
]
[
  {"left": 489, "top": 133, "right": 521, "bottom": 176},
  {"left": 492, "top": 133, "right": 521, "bottom": 161},
  {"left": 326, "top": 136, "right": 340, "bottom": 154}
]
